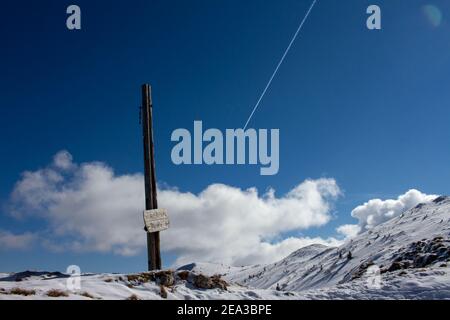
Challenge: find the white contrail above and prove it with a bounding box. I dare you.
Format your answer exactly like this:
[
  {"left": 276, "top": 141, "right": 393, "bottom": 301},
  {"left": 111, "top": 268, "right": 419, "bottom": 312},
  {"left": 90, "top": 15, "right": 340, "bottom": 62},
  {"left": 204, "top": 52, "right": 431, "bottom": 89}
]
[{"left": 243, "top": 0, "right": 318, "bottom": 130}]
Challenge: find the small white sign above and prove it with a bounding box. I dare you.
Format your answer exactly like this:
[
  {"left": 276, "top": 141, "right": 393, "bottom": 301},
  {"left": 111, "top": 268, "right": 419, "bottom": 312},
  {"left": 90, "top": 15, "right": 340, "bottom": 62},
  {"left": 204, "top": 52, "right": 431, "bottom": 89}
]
[{"left": 143, "top": 209, "right": 169, "bottom": 233}]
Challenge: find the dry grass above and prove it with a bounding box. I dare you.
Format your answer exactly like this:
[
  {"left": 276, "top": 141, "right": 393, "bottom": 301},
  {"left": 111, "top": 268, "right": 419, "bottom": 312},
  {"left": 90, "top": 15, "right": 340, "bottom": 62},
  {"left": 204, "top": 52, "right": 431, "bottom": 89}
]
[
  {"left": 46, "top": 289, "right": 69, "bottom": 297},
  {"left": 126, "top": 272, "right": 154, "bottom": 284},
  {"left": 79, "top": 291, "right": 95, "bottom": 299},
  {"left": 9, "top": 287, "right": 36, "bottom": 296},
  {"left": 126, "top": 294, "right": 140, "bottom": 300}
]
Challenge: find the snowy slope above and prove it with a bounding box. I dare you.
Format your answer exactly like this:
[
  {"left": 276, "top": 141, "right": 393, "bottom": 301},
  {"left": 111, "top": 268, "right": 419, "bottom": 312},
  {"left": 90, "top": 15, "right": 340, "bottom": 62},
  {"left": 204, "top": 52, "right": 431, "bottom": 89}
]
[
  {"left": 1, "top": 196, "right": 450, "bottom": 300},
  {"left": 221, "top": 196, "right": 450, "bottom": 292},
  {"left": 0, "top": 270, "right": 307, "bottom": 300},
  {"left": 1, "top": 267, "right": 449, "bottom": 300}
]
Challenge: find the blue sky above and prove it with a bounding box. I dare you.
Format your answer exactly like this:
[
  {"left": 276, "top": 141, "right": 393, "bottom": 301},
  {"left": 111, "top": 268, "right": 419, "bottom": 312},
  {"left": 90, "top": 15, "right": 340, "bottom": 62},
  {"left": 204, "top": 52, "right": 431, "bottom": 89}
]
[{"left": 1, "top": 0, "right": 450, "bottom": 272}]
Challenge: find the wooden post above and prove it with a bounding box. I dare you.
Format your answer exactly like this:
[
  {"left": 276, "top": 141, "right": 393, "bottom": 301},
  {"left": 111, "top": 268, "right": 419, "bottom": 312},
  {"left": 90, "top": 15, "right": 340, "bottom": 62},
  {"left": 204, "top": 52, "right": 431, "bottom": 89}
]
[{"left": 142, "top": 84, "right": 162, "bottom": 271}]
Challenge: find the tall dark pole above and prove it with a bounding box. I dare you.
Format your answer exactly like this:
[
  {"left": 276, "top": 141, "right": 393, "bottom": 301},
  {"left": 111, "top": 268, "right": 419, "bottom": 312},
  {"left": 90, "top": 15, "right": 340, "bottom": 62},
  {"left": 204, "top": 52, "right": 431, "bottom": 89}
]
[{"left": 142, "top": 84, "right": 162, "bottom": 271}]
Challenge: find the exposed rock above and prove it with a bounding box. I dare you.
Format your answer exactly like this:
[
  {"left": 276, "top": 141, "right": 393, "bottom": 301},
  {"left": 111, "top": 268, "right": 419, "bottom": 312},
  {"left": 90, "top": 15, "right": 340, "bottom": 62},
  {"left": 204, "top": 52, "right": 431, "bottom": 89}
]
[
  {"left": 351, "top": 260, "right": 375, "bottom": 280},
  {"left": 155, "top": 270, "right": 175, "bottom": 287},
  {"left": 159, "top": 284, "right": 168, "bottom": 299},
  {"left": 433, "top": 196, "right": 449, "bottom": 204},
  {"left": 382, "top": 237, "right": 450, "bottom": 273},
  {"left": 177, "top": 270, "right": 190, "bottom": 281},
  {"left": 194, "top": 274, "right": 228, "bottom": 290},
  {"left": 125, "top": 270, "right": 227, "bottom": 291},
  {"left": 126, "top": 272, "right": 154, "bottom": 284}
]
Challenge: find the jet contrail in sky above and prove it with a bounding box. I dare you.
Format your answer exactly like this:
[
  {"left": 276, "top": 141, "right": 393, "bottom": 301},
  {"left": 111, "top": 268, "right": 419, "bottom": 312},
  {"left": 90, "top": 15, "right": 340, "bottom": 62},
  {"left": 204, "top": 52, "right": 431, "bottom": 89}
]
[{"left": 243, "top": 0, "right": 318, "bottom": 130}]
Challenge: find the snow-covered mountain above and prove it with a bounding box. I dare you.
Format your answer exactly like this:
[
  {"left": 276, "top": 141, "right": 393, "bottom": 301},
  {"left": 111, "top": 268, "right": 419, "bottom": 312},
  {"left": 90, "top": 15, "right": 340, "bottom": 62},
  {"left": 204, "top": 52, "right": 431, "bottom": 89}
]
[
  {"left": 184, "top": 196, "right": 450, "bottom": 298},
  {"left": 1, "top": 196, "right": 450, "bottom": 300}
]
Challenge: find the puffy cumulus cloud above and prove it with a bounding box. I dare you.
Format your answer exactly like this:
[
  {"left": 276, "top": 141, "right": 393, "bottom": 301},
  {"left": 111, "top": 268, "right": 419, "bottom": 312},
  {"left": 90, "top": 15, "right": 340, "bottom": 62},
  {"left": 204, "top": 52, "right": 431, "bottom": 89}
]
[
  {"left": 160, "top": 181, "right": 341, "bottom": 265},
  {"left": 351, "top": 189, "right": 438, "bottom": 232},
  {"left": 10, "top": 152, "right": 144, "bottom": 256},
  {"left": 7, "top": 151, "right": 342, "bottom": 265},
  {"left": 53, "top": 150, "right": 75, "bottom": 170},
  {"left": 0, "top": 230, "right": 36, "bottom": 250},
  {"left": 336, "top": 224, "right": 361, "bottom": 239}
]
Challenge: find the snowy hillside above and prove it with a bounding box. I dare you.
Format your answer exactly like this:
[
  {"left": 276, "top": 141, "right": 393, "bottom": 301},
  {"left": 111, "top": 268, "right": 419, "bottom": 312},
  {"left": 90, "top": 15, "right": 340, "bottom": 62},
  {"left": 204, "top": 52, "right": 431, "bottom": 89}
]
[
  {"left": 1, "top": 196, "right": 450, "bottom": 300},
  {"left": 0, "top": 270, "right": 290, "bottom": 300},
  {"left": 186, "top": 196, "right": 450, "bottom": 297}
]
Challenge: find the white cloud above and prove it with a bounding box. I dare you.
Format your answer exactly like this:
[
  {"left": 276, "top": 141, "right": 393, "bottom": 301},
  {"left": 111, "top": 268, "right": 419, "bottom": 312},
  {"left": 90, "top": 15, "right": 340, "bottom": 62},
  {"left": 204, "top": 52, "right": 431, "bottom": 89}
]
[
  {"left": 53, "top": 150, "right": 75, "bottom": 170},
  {"left": 351, "top": 189, "right": 437, "bottom": 231},
  {"left": 0, "top": 230, "right": 36, "bottom": 250},
  {"left": 336, "top": 224, "right": 361, "bottom": 239},
  {"left": 160, "top": 181, "right": 341, "bottom": 265},
  {"left": 10, "top": 154, "right": 144, "bottom": 256},
  {"left": 220, "top": 236, "right": 343, "bottom": 266},
  {"left": 7, "top": 151, "right": 342, "bottom": 266}
]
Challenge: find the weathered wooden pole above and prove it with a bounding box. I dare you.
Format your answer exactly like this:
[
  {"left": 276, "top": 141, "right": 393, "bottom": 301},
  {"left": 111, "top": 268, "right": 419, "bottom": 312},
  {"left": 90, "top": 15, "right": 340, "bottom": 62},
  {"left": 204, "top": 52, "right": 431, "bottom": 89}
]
[{"left": 142, "top": 84, "right": 162, "bottom": 270}]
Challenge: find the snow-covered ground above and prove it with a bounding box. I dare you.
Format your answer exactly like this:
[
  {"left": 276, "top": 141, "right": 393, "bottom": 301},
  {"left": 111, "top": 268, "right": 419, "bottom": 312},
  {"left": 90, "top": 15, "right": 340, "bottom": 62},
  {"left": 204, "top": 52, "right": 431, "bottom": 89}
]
[
  {"left": 1, "top": 196, "right": 450, "bottom": 300},
  {"left": 1, "top": 266, "right": 449, "bottom": 300}
]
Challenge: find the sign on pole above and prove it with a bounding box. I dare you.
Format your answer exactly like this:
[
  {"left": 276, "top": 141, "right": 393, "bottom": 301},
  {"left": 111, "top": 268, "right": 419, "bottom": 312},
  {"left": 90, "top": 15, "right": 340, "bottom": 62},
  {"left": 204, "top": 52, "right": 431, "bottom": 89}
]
[
  {"left": 141, "top": 83, "right": 167, "bottom": 270},
  {"left": 143, "top": 209, "right": 170, "bottom": 233}
]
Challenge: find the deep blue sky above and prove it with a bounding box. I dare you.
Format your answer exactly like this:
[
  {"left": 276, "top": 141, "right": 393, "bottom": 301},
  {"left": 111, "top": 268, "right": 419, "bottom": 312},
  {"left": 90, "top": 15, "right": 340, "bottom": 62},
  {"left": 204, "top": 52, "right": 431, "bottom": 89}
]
[{"left": 1, "top": 0, "right": 450, "bottom": 272}]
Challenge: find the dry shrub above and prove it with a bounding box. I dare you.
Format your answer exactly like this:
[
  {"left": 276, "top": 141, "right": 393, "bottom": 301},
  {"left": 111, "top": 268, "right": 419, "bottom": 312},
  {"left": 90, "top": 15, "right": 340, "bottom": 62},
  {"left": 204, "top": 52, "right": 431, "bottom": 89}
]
[
  {"left": 46, "top": 289, "right": 69, "bottom": 297},
  {"left": 10, "top": 287, "right": 36, "bottom": 296},
  {"left": 80, "top": 291, "right": 95, "bottom": 299}
]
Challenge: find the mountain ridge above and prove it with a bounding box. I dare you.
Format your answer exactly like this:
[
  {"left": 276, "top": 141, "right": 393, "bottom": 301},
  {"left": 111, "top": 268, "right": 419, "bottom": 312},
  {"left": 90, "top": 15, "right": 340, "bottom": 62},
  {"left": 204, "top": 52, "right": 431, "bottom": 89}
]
[{"left": 218, "top": 195, "right": 450, "bottom": 292}]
